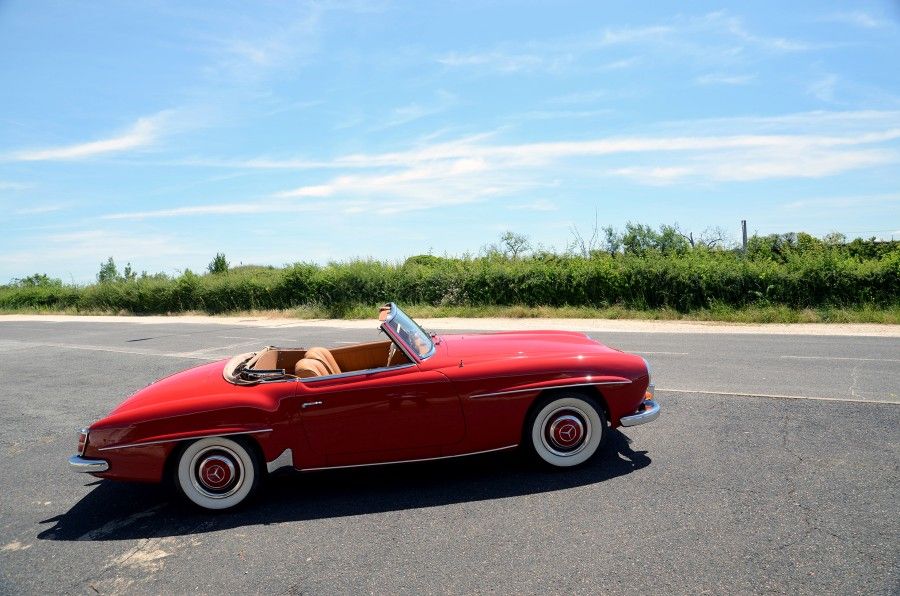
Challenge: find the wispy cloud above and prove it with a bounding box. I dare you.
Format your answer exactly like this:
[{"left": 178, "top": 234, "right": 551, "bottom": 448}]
[
  {"left": 809, "top": 74, "right": 839, "bottom": 102},
  {"left": 12, "top": 204, "right": 67, "bottom": 216},
  {"left": 6, "top": 113, "right": 170, "bottom": 161},
  {"left": 102, "top": 110, "right": 900, "bottom": 221},
  {"left": 0, "top": 181, "right": 32, "bottom": 191},
  {"left": 437, "top": 12, "right": 815, "bottom": 75},
  {"left": 819, "top": 12, "right": 890, "bottom": 29},
  {"left": 781, "top": 193, "right": 900, "bottom": 210},
  {"left": 696, "top": 73, "right": 756, "bottom": 86},
  {"left": 371, "top": 91, "right": 458, "bottom": 130}
]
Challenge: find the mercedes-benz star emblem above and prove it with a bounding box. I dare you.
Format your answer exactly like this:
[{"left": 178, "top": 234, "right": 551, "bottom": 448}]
[
  {"left": 207, "top": 465, "right": 224, "bottom": 482},
  {"left": 559, "top": 424, "right": 577, "bottom": 442}
]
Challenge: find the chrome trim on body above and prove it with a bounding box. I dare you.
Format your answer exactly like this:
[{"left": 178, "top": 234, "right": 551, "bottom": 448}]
[
  {"left": 266, "top": 448, "right": 294, "bottom": 473},
  {"left": 619, "top": 399, "right": 660, "bottom": 427},
  {"left": 69, "top": 455, "right": 109, "bottom": 473},
  {"left": 97, "top": 428, "right": 274, "bottom": 452},
  {"left": 299, "top": 363, "right": 415, "bottom": 383},
  {"left": 77, "top": 428, "right": 89, "bottom": 456},
  {"left": 471, "top": 380, "right": 631, "bottom": 399},
  {"left": 301, "top": 444, "right": 519, "bottom": 472}
]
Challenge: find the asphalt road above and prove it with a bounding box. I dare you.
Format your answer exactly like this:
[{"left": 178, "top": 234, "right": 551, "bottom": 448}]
[{"left": 0, "top": 319, "right": 897, "bottom": 594}]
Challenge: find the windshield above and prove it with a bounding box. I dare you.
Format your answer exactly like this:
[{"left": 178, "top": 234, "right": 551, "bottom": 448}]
[{"left": 381, "top": 304, "right": 435, "bottom": 360}]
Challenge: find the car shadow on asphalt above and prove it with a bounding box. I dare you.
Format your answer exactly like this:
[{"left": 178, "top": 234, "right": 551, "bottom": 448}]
[{"left": 37, "top": 429, "right": 650, "bottom": 542}]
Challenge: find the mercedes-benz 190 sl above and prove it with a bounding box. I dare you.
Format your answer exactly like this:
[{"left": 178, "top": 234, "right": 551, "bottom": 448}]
[{"left": 70, "top": 303, "right": 659, "bottom": 510}]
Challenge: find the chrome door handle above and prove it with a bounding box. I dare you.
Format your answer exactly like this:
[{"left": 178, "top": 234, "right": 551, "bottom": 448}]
[{"left": 302, "top": 401, "right": 323, "bottom": 409}]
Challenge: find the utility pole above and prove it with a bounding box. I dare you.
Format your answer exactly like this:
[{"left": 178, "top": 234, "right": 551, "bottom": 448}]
[{"left": 741, "top": 220, "right": 748, "bottom": 253}]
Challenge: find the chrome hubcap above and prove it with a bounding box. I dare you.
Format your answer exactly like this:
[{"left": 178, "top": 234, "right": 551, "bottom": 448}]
[
  {"left": 190, "top": 446, "right": 244, "bottom": 499},
  {"left": 541, "top": 407, "right": 591, "bottom": 456}
]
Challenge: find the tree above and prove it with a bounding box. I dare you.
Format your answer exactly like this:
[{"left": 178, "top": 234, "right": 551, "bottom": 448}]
[
  {"left": 601, "top": 226, "right": 622, "bottom": 256},
  {"left": 122, "top": 262, "right": 137, "bottom": 281},
  {"left": 499, "top": 231, "right": 531, "bottom": 260},
  {"left": 208, "top": 252, "right": 229, "bottom": 274},
  {"left": 569, "top": 210, "right": 600, "bottom": 257},
  {"left": 12, "top": 273, "right": 62, "bottom": 287},
  {"left": 621, "top": 222, "right": 660, "bottom": 255},
  {"left": 97, "top": 257, "right": 119, "bottom": 283},
  {"left": 657, "top": 224, "right": 690, "bottom": 255}
]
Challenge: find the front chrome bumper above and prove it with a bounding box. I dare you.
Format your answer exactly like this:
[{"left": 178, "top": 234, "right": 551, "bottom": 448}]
[
  {"left": 68, "top": 455, "right": 109, "bottom": 473},
  {"left": 620, "top": 399, "right": 660, "bottom": 427}
]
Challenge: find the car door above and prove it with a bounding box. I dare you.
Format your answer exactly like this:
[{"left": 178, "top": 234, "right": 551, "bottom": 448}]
[{"left": 296, "top": 363, "right": 465, "bottom": 467}]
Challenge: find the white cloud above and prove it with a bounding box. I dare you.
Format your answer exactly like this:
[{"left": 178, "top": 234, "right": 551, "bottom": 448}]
[
  {"left": 436, "top": 12, "right": 815, "bottom": 75},
  {"left": 0, "top": 181, "right": 31, "bottom": 191},
  {"left": 13, "top": 204, "right": 66, "bottom": 216},
  {"left": 7, "top": 113, "right": 169, "bottom": 161},
  {"left": 371, "top": 91, "right": 458, "bottom": 130},
  {"left": 100, "top": 110, "right": 900, "bottom": 220},
  {"left": 819, "top": 12, "right": 890, "bottom": 29},
  {"left": 696, "top": 73, "right": 756, "bottom": 86},
  {"left": 781, "top": 193, "right": 900, "bottom": 210},
  {"left": 808, "top": 74, "right": 839, "bottom": 102}
]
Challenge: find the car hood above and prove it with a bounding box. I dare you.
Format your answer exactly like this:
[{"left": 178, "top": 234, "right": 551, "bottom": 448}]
[{"left": 433, "top": 330, "right": 620, "bottom": 365}]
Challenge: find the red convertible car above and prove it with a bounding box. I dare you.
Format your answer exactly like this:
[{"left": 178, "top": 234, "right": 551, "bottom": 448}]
[{"left": 70, "top": 303, "right": 658, "bottom": 510}]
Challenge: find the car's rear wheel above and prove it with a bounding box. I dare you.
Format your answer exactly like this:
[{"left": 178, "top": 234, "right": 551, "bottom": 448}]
[
  {"left": 175, "top": 436, "right": 260, "bottom": 511},
  {"left": 526, "top": 392, "right": 606, "bottom": 467}
]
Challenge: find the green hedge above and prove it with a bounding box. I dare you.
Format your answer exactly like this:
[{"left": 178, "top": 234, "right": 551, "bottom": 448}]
[{"left": 2, "top": 246, "right": 898, "bottom": 315}]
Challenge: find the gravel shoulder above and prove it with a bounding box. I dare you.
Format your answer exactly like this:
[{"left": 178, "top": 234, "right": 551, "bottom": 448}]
[{"left": 2, "top": 313, "right": 898, "bottom": 336}]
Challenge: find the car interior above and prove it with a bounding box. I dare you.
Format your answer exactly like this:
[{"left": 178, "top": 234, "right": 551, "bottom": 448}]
[{"left": 224, "top": 339, "right": 412, "bottom": 385}]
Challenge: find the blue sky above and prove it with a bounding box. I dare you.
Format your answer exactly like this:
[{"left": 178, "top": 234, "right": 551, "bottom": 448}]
[{"left": 2, "top": 1, "right": 899, "bottom": 282}]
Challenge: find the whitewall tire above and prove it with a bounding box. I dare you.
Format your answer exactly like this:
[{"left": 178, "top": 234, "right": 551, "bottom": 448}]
[
  {"left": 527, "top": 393, "right": 606, "bottom": 467},
  {"left": 175, "top": 436, "right": 260, "bottom": 511}
]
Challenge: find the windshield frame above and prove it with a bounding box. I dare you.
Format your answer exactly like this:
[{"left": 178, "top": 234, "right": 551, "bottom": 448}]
[{"left": 379, "top": 303, "right": 436, "bottom": 362}]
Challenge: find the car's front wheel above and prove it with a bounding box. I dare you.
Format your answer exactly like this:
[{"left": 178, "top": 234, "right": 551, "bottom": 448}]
[
  {"left": 174, "top": 436, "right": 261, "bottom": 511},
  {"left": 526, "top": 393, "right": 606, "bottom": 467}
]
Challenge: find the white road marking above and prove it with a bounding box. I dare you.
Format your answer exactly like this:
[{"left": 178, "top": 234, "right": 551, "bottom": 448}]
[
  {"left": 780, "top": 355, "right": 900, "bottom": 363},
  {"left": 659, "top": 388, "right": 899, "bottom": 405},
  {"left": 180, "top": 339, "right": 262, "bottom": 355},
  {"left": 12, "top": 340, "right": 216, "bottom": 360}
]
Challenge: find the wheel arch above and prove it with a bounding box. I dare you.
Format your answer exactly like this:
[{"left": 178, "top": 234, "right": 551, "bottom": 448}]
[
  {"left": 525, "top": 384, "right": 610, "bottom": 428},
  {"left": 164, "top": 432, "right": 267, "bottom": 487}
]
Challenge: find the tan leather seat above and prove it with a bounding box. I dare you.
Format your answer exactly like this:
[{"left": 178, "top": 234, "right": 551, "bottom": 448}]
[
  {"left": 305, "top": 347, "right": 341, "bottom": 376},
  {"left": 295, "top": 358, "right": 329, "bottom": 378}
]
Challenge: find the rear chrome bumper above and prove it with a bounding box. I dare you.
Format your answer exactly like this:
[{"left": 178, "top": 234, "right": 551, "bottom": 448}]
[
  {"left": 620, "top": 398, "right": 660, "bottom": 427},
  {"left": 68, "top": 455, "right": 109, "bottom": 473}
]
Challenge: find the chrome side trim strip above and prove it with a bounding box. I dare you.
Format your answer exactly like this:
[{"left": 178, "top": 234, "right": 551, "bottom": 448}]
[
  {"left": 69, "top": 455, "right": 109, "bottom": 473},
  {"left": 266, "top": 448, "right": 294, "bottom": 473},
  {"left": 98, "top": 428, "right": 274, "bottom": 451},
  {"left": 471, "top": 380, "right": 631, "bottom": 399},
  {"left": 301, "top": 444, "right": 519, "bottom": 472},
  {"left": 300, "top": 363, "right": 416, "bottom": 383}
]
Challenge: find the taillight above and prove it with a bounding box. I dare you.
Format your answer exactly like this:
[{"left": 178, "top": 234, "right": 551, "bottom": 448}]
[{"left": 77, "top": 428, "right": 88, "bottom": 455}]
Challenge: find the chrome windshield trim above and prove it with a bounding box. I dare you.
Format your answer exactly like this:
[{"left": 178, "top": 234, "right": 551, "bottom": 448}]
[
  {"left": 301, "top": 444, "right": 518, "bottom": 472},
  {"left": 98, "top": 428, "right": 274, "bottom": 452},
  {"left": 471, "top": 380, "right": 631, "bottom": 399},
  {"left": 300, "top": 363, "right": 416, "bottom": 383},
  {"left": 379, "top": 302, "right": 435, "bottom": 362}
]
